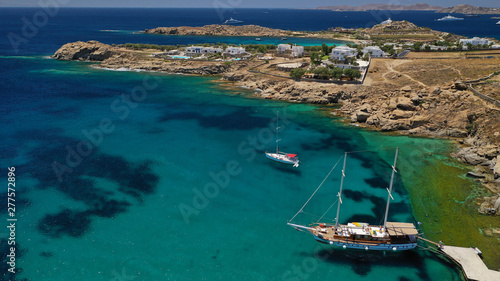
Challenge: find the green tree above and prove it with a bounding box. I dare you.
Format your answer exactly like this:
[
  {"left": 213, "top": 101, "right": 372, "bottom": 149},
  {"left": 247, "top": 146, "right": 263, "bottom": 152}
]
[
  {"left": 331, "top": 67, "right": 344, "bottom": 80},
  {"left": 413, "top": 42, "right": 423, "bottom": 51},
  {"left": 289, "top": 68, "right": 306, "bottom": 79},
  {"left": 343, "top": 68, "right": 361, "bottom": 80},
  {"left": 313, "top": 67, "right": 331, "bottom": 80},
  {"left": 322, "top": 43, "right": 329, "bottom": 55},
  {"left": 310, "top": 52, "right": 321, "bottom": 65}
]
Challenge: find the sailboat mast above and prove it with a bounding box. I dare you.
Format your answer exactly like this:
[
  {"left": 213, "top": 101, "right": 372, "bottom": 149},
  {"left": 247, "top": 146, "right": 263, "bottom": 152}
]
[
  {"left": 335, "top": 152, "right": 348, "bottom": 228},
  {"left": 383, "top": 148, "right": 399, "bottom": 229},
  {"left": 275, "top": 110, "right": 280, "bottom": 153}
]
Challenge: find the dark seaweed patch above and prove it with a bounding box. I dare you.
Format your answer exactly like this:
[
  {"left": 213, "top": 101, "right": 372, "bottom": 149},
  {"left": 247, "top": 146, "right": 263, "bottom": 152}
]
[
  {"left": 158, "top": 108, "right": 270, "bottom": 131},
  {"left": 364, "top": 177, "right": 389, "bottom": 189},
  {"left": 38, "top": 209, "right": 91, "bottom": 238},
  {"left": 342, "top": 190, "right": 365, "bottom": 202},
  {"left": 12, "top": 129, "right": 160, "bottom": 238},
  {"left": 40, "top": 251, "right": 53, "bottom": 257},
  {"left": 344, "top": 214, "right": 378, "bottom": 224},
  {"left": 306, "top": 247, "right": 431, "bottom": 278},
  {"left": 88, "top": 199, "right": 131, "bottom": 218}
]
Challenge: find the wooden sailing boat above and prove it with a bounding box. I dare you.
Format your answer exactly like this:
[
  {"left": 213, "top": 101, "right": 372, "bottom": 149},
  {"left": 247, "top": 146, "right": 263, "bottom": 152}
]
[
  {"left": 265, "top": 110, "right": 299, "bottom": 167},
  {"left": 288, "top": 148, "right": 418, "bottom": 251}
]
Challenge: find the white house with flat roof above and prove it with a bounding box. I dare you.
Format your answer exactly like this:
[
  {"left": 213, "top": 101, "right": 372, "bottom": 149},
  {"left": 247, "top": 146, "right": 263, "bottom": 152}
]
[
  {"left": 185, "top": 46, "right": 222, "bottom": 56},
  {"left": 291, "top": 45, "right": 304, "bottom": 57},
  {"left": 331, "top": 46, "right": 358, "bottom": 61},
  {"left": 362, "top": 46, "right": 384, "bottom": 57},
  {"left": 459, "top": 37, "right": 491, "bottom": 47},
  {"left": 225, "top": 46, "right": 246, "bottom": 56},
  {"left": 277, "top": 44, "right": 292, "bottom": 53}
]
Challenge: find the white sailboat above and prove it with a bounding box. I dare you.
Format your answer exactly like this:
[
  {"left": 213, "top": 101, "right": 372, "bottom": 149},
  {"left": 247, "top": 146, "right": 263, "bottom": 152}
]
[
  {"left": 265, "top": 110, "right": 299, "bottom": 167},
  {"left": 288, "top": 148, "right": 418, "bottom": 251}
]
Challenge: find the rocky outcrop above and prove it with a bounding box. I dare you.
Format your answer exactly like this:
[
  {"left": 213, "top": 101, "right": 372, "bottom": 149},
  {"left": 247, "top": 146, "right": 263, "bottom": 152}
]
[
  {"left": 478, "top": 195, "right": 500, "bottom": 215},
  {"left": 495, "top": 156, "right": 500, "bottom": 179},
  {"left": 144, "top": 25, "right": 290, "bottom": 37},
  {"left": 51, "top": 41, "right": 120, "bottom": 61}
]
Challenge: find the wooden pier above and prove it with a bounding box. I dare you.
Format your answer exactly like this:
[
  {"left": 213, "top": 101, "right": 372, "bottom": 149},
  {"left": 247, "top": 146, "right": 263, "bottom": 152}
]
[{"left": 418, "top": 237, "right": 500, "bottom": 281}]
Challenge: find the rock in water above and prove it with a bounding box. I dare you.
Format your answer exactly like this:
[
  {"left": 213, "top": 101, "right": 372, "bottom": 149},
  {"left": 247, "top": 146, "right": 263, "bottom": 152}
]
[{"left": 52, "top": 41, "right": 119, "bottom": 61}]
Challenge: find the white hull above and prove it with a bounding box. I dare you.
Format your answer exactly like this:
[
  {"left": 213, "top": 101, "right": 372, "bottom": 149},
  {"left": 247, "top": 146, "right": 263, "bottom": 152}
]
[
  {"left": 265, "top": 152, "right": 299, "bottom": 167},
  {"left": 313, "top": 235, "right": 417, "bottom": 251}
]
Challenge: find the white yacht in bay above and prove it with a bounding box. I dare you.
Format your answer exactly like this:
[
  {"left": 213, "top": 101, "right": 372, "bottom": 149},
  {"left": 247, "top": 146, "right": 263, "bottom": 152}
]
[
  {"left": 224, "top": 17, "right": 243, "bottom": 24},
  {"left": 437, "top": 14, "right": 464, "bottom": 21},
  {"left": 496, "top": 20, "right": 500, "bottom": 25}
]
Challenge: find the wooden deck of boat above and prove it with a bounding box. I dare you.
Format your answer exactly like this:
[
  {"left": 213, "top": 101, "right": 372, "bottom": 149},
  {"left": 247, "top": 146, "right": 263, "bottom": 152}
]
[{"left": 440, "top": 246, "right": 500, "bottom": 281}]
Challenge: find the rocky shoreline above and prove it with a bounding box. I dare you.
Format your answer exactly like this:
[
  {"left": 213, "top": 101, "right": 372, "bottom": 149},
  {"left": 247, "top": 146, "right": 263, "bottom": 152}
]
[
  {"left": 52, "top": 40, "right": 500, "bottom": 215},
  {"left": 144, "top": 24, "right": 291, "bottom": 37}
]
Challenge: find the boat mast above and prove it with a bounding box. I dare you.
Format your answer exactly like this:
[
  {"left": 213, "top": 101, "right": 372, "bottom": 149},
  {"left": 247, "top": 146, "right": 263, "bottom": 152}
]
[
  {"left": 275, "top": 110, "right": 280, "bottom": 153},
  {"left": 335, "top": 152, "right": 348, "bottom": 228},
  {"left": 383, "top": 147, "right": 399, "bottom": 229}
]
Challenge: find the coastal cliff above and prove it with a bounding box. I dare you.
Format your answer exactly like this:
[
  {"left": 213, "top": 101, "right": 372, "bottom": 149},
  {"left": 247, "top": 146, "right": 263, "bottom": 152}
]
[{"left": 144, "top": 25, "right": 290, "bottom": 37}]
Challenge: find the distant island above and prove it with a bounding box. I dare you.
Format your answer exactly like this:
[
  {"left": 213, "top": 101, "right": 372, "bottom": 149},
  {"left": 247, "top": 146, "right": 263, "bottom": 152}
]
[
  {"left": 316, "top": 3, "right": 442, "bottom": 11},
  {"left": 316, "top": 3, "right": 500, "bottom": 15},
  {"left": 436, "top": 4, "right": 500, "bottom": 15}
]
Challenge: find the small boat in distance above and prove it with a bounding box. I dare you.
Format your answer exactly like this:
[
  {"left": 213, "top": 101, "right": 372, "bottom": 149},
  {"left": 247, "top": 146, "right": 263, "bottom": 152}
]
[
  {"left": 288, "top": 148, "right": 418, "bottom": 251},
  {"left": 255, "top": 38, "right": 261, "bottom": 41},
  {"left": 437, "top": 14, "right": 464, "bottom": 21},
  {"left": 265, "top": 110, "right": 299, "bottom": 167},
  {"left": 224, "top": 17, "right": 243, "bottom": 24},
  {"left": 464, "top": 14, "right": 480, "bottom": 17},
  {"left": 497, "top": 20, "right": 500, "bottom": 25},
  {"left": 281, "top": 37, "right": 287, "bottom": 40}
]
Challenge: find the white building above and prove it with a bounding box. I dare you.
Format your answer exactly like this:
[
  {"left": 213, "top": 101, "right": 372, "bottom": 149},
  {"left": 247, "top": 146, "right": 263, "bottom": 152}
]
[
  {"left": 362, "top": 46, "right": 384, "bottom": 57},
  {"left": 459, "top": 37, "right": 491, "bottom": 47},
  {"left": 277, "top": 44, "right": 292, "bottom": 53},
  {"left": 330, "top": 46, "right": 358, "bottom": 61},
  {"left": 185, "top": 46, "right": 222, "bottom": 56},
  {"left": 428, "top": 45, "right": 448, "bottom": 51},
  {"left": 291, "top": 45, "right": 304, "bottom": 57},
  {"left": 224, "top": 46, "right": 246, "bottom": 56}
]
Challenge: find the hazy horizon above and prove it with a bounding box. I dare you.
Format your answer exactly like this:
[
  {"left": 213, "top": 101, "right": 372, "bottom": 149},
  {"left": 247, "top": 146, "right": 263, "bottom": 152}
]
[{"left": 2, "top": 0, "right": 500, "bottom": 8}]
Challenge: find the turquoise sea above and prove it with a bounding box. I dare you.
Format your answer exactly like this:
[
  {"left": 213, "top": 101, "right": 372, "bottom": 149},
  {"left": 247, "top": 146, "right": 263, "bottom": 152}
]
[{"left": 3, "top": 7, "right": 498, "bottom": 281}]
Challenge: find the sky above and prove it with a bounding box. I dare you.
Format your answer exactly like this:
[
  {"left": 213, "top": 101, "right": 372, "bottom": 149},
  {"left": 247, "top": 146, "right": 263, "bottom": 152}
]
[{"left": 2, "top": 0, "right": 500, "bottom": 8}]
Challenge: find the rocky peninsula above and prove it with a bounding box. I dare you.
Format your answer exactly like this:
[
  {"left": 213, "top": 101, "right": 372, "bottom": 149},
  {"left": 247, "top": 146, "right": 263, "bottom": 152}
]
[
  {"left": 52, "top": 35, "right": 500, "bottom": 216},
  {"left": 144, "top": 24, "right": 291, "bottom": 37}
]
